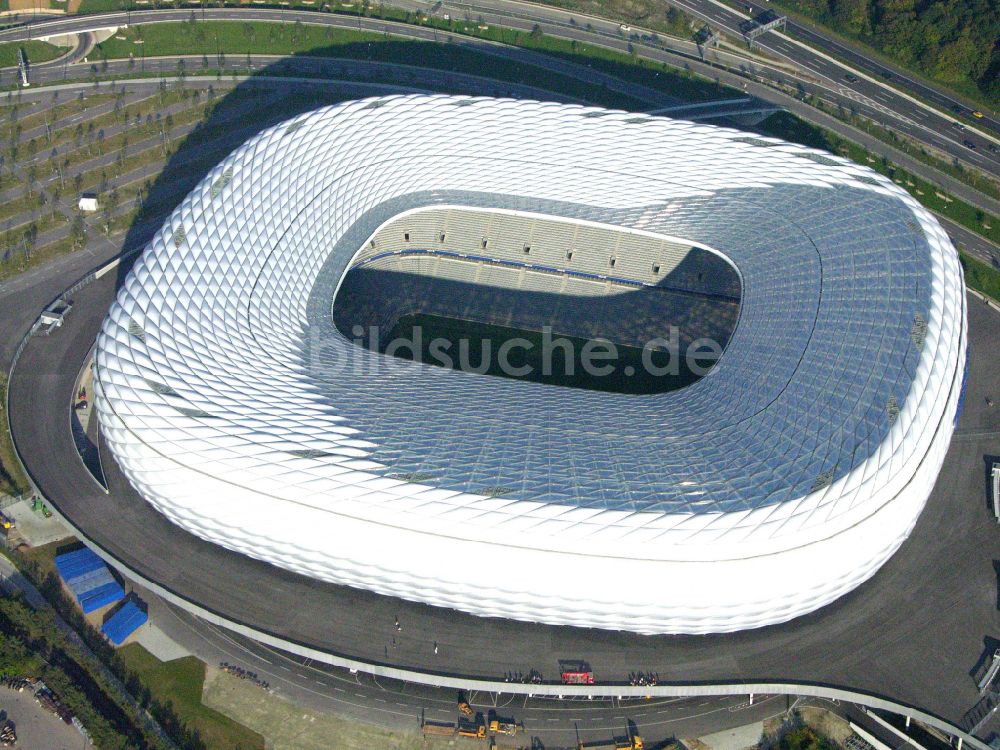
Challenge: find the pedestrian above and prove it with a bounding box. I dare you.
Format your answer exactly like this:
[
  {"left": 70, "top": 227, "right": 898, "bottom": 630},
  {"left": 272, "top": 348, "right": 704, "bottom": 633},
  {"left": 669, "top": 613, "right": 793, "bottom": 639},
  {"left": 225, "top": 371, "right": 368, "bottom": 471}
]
[{"left": 433, "top": 641, "right": 438, "bottom": 654}]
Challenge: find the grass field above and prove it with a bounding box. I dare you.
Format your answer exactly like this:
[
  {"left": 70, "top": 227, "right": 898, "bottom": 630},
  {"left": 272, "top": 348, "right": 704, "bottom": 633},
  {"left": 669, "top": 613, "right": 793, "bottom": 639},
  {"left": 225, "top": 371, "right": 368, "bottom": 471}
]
[
  {"left": 960, "top": 253, "right": 1000, "bottom": 301},
  {"left": 0, "top": 373, "right": 30, "bottom": 497},
  {"left": 382, "top": 313, "right": 710, "bottom": 394},
  {"left": 202, "top": 666, "right": 448, "bottom": 750},
  {"left": 0, "top": 40, "right": 67, "bottom": 68},
  {"left": 118, "top": 644, "right": 266, "bottom": 750},
  {"left": 92, "top": 16, "right": 726, "bottom": 105}
]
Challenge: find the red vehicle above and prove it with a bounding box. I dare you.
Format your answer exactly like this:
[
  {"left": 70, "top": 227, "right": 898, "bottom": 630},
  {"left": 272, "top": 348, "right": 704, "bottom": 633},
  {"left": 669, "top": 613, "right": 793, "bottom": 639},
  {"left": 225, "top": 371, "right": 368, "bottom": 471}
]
[{"left": 561, "top": 670, "right": 595, "bottom": 685}]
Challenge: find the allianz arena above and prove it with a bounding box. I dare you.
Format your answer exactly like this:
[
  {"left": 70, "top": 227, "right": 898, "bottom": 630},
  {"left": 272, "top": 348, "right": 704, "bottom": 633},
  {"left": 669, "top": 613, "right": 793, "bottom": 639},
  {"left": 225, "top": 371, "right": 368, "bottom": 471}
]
[{"left": 93, "top": 95, "right": 966, "bottom": 635}]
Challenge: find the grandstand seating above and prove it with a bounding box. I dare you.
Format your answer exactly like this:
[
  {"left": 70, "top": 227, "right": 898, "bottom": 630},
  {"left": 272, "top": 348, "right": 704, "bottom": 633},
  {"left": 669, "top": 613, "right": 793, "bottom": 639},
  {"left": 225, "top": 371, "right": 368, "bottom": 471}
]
[{"left": 335, "top": 208, "right": 740, "bottom": 353}]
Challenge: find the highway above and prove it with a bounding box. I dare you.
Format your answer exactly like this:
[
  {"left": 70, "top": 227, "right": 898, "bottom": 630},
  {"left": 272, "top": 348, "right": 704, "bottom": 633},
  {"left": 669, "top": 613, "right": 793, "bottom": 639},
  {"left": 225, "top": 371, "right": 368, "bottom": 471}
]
[
  {"left": 621, "top": 0, "right": 1000, "bottom": 162},
  {"left": 1, "top": 2, "right": 998, "bottom": 185},
  {"left": 0, "top": 8, "right": 998, "bottom": 747},
  {"left": 733, "top": 0, "right": 999, "bottom": 134},
  {"left": 3, "top": 7, "right": 1000, "bottom": 228}
]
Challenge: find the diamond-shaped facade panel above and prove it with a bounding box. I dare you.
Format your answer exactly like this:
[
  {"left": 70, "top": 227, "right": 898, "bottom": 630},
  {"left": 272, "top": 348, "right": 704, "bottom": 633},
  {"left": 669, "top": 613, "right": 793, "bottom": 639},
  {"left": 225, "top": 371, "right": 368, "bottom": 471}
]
[{"left": 94, "top": 96, "right": 966, "bottom": 635}]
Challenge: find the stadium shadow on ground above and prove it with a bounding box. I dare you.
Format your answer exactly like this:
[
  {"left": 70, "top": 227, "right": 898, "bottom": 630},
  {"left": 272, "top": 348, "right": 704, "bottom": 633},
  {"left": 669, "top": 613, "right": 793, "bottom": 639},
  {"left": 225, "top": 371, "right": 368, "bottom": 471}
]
[
  {"left": 110, "top": 80, "right": 365, "bottom": 292},
  {"left": 106, "top": 42, "right": 629, "bottom": 292},
  {"left": 105, "top": 51, "right": 739, "bottom": 399},
  {"left": 107, "top": 28, "right": 734, "bottom": 293}
]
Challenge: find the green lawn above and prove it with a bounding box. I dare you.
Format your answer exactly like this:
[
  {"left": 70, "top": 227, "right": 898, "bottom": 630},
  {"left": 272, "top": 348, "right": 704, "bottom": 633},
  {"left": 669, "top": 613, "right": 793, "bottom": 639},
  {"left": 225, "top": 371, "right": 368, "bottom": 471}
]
[
  {"left": 0, "top": 373, "right": 30, "bottom": 497},
  {"left": 77, "top": 0, "right": 126, "bottom": 12},
  {"left": 96, "top": 18, "right": 385, "bottom": 58},
  {"left": 960, "top": 253, "right": 1000, "bottom": 301},
  {"left": 119, "top": 644, "right": 265, "bottom": 750},
  {"left": 0, "top": 40, "right": 68, "bottom": 68},
  {"left": 92, "top": 17, "right": 728, "bottom": 107}
]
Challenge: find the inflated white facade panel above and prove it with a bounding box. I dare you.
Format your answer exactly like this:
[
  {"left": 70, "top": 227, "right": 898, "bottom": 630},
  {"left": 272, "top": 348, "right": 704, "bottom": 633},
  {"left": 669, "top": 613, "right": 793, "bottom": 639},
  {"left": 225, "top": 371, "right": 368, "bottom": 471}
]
[{"left": 94, "top": 96, "right": 966, "bottom": 634}]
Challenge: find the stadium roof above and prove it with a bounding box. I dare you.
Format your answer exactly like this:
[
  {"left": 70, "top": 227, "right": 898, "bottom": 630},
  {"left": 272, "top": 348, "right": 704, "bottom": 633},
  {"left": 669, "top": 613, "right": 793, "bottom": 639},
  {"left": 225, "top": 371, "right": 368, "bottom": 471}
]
[{"left": 94, "top": 96, "right": 966, "bottom": 633}]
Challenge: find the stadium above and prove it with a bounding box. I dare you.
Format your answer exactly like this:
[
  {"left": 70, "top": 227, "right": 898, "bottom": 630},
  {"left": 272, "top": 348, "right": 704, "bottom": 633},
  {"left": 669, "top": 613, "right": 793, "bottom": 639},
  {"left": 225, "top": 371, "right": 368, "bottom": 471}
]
[{"left": 93, "top": 95, "right": 966, "bottom": 635}]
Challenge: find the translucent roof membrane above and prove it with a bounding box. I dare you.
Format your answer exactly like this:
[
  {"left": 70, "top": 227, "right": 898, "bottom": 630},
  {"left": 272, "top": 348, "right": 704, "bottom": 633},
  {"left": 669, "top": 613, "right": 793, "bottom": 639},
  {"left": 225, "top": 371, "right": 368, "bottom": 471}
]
[{"left": 94, "top": 96, "right": 966, "bottom": 634}]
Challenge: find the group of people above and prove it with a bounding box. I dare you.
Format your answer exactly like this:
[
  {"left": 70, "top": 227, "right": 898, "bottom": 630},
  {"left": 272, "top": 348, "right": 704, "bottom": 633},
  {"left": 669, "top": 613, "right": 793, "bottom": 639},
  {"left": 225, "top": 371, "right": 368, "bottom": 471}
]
[
  {"left": 628, "top": 672, "right": 659, "bottom": 687},
  {"left": 503, "top": 669, "right": 543, "bottom": 684},
  {"left": 219, "top": 662, "right": 269, "bottom": 689}
]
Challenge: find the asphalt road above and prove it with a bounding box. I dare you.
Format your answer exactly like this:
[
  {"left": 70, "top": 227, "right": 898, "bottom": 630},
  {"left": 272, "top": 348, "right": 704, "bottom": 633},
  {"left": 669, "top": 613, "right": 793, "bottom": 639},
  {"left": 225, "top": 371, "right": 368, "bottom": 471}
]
[
  {"left": 0, "top": 15, "right": 997, "bottom": 747},
  {"left": 6, "top": 225, "right": 1000, "bottom": 745},
  {"left": 632, "top": 0, "right": 1000, "bottom": 166},
  {"left": 734, "top": 0, "right": 1000, "bottom": 134},
  {"left": 4, "top": 8, "right": 999, "bottom": 226},
  {"left": 146, "top": 591, "right": 797, "bottom": 747},
  {"left": 2, "top": 4, "right": 998, "bottom": 183}
]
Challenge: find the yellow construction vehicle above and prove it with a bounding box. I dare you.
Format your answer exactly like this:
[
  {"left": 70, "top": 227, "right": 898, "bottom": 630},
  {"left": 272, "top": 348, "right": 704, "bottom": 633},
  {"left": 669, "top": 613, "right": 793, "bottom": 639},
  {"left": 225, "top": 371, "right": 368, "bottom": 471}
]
[
  {"left": 457, "top": 720, "right": 486, "bottom": 739},
  {"left": 487, "top": 710, "right": 520, "bottom": 736},
  {"left": 0, "top": 513, "right": 13, "bottom": 531},
  {"left": 458, "top": 700, "right": 475, "bottom": 718},
  {"left": 578, "top": 735, "right": 644, "bottom": 750}
]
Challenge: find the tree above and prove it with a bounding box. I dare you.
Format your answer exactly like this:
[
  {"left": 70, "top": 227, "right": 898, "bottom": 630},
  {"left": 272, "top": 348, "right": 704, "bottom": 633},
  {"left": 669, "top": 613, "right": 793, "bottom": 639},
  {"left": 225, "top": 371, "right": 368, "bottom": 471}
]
[
  {"left": 830, "top": 0, "right": 869, "bottom": 34},
  {"left": 71, "top": 214, "right": 86, "bottom": 247}
]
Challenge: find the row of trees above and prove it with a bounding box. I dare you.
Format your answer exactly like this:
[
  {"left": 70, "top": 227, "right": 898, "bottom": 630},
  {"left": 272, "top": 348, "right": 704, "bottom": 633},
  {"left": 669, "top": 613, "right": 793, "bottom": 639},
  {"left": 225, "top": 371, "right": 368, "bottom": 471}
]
[
  {"left": 779, "top": 0, "right": 999, "bottom": 102},
  {"left": 0, "top": 593, "right": 167, "bottom": 749},
  {"left": 8, "top": 547, "right": 231, "bottom": 750}
]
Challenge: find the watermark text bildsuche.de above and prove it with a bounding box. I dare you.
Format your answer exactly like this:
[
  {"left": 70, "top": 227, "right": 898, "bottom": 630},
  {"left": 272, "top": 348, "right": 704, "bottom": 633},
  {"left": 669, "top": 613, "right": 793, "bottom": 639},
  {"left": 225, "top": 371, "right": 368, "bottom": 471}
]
[{"left": 307, "top": 324, "right": 724, "bottom": 378}]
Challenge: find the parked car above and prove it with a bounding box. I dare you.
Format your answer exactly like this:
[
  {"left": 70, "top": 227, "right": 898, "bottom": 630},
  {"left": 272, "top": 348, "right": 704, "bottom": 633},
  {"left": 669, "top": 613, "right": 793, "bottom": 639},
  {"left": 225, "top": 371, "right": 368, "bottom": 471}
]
[
  {"left": 844, "top": 73, "right": 859, "bottom": 83},
  {"left": 963, "top": 140, "right": 976, "bottom": 149}
]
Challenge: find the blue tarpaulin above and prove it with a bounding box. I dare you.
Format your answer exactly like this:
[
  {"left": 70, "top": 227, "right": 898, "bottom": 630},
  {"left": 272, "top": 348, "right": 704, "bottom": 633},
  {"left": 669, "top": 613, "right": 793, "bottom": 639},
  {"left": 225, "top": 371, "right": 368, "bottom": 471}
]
[
  {"left": 101, "top": 601, "right": 147, "bottom": 646},
  {"left": 54, "top": 548, "right": 124, "bottom": 614}
]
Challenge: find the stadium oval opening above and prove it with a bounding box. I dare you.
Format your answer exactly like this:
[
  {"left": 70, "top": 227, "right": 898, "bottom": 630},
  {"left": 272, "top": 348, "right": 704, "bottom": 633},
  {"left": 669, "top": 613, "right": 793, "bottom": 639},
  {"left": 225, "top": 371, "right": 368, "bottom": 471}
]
[{"left": 332, "top": 211, "right": 741, "bottom": 395}]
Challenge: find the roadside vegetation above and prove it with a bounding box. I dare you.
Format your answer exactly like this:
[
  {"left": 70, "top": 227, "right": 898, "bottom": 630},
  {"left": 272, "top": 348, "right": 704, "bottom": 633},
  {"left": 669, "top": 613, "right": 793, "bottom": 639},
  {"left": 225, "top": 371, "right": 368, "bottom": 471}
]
[
  {"left": 0, "top": 373, "right": 29, "bottom": 497},
  {"left": 0, "top": 589, "right": 171, "bottom": 749},
  {"left": 811, "top": 95, "right": 1000, "bottom": 203},
  {"left": 757, "top": 110, "right": 1000, "bottom": 245},
  {"left": 92, "top": 16, "right": 722, "bottom": 104},
  {"left": 10, "top": 540, "right": 262, "bottom": 749},
  {"left": 756, "top": 110, "right": 1000, "bottom": 298},
  {"left": 777, "top": 725, "right": 836, "bottom": 750},
  {"left": 0, "top": 40, "right": 67, "bottom": 68},
  {"left": 960, "top": 253, "right": 1000, "bottom": 301},
  {"left": 761, "top": 0, "right": 998, "bottom": 107},
  {"left": 119, "top": 644, "right": 265, "bottom": 750},
  {"left": 0, "top": 19, "right": 996, "bottom": 299},
  {"left": 93, "top": 21, "right": 648, "bottom": 110}
]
